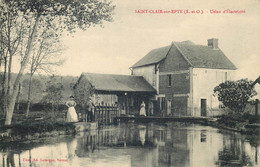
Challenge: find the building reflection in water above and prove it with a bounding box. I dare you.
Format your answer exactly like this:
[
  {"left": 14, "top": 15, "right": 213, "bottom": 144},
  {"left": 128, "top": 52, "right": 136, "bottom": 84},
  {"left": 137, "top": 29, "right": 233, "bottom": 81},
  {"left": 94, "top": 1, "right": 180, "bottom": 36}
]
[{"left": 0, "top": 122, "right": 259, "bottom": 167}]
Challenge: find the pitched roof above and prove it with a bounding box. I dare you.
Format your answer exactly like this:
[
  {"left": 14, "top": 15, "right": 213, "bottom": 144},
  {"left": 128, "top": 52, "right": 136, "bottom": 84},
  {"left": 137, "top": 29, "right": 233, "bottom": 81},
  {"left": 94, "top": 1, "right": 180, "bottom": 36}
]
[
  {"left": 131, "top": 45, "right": 171, "bottom": 68},
  {"left": 131, "top": 40, "right": 237, "bottom": 70},
  {"left": 174, "top": 42, "right": 237, "bottom": 69},
  {"left": 80, "top": 73, "right": 156, "bottom": 93}
]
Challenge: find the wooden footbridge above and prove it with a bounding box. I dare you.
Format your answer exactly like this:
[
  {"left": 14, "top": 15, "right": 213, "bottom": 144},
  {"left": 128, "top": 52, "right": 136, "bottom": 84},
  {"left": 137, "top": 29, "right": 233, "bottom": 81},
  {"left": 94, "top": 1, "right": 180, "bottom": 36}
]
[{"left": 115, "top": 115, "right": 212, "bottom": 124}]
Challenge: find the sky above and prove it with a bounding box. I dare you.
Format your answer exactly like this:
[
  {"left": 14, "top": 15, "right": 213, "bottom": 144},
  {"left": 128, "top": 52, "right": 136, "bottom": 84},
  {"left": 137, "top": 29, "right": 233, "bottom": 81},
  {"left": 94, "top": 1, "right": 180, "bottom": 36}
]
[{"left": 14, "top": 0, "right": 260, "bottom": 81}]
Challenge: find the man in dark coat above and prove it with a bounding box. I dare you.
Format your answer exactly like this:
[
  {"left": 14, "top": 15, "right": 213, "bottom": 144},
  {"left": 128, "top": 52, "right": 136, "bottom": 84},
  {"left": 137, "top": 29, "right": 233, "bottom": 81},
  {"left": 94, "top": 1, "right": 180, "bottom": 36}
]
[{"left": 87, "top": 98, "right": 95, "bottom": 122}]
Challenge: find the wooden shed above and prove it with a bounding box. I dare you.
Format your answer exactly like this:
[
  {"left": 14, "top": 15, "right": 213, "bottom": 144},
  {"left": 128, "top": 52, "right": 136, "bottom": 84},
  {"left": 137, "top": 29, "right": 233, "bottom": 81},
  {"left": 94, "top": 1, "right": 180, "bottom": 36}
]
[{"left": 73, "top": 73, "right": 156, "bottom": 115}]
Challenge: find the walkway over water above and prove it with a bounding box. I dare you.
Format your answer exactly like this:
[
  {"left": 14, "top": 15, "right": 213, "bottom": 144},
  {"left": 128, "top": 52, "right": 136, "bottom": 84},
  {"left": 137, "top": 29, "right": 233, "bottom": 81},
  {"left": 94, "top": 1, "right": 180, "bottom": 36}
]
[{"left": 116, "top": 115, "right": 212, "bottom": 123}]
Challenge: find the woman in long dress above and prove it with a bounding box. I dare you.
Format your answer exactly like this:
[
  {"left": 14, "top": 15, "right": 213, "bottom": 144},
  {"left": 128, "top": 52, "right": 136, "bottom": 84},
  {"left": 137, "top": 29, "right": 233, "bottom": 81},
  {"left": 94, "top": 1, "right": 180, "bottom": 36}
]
[
  {"left": 139, "top": 101, "right": 146, "bottom": 116},
  {"left": 66, "top": 96, "right": 78, "bottom": 122}
]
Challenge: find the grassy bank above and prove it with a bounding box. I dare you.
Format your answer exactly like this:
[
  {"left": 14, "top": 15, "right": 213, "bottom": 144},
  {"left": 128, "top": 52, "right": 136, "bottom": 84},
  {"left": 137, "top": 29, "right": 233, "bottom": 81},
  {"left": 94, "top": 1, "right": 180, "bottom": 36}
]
[
  {"left": 210, "top": 113, "right": 260, "bottom": 135},
  {"left": 0, "top": 110, "right": 77, "bottom": 143},
  {"left": 0, "top": 109, "right": 66, "bottom": 124},
  {"left": 0, "top": 121, "right": 76, "bottom": 143}
]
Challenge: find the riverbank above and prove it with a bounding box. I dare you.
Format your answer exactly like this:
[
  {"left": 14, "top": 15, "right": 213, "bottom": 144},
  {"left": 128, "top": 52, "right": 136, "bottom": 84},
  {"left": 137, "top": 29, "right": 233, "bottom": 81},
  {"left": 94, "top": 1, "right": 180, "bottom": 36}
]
[
  {"left": 205, "top": 114, "right": 260, "bottom": 136},
  {"left": 117, "top": 114, "right": 260, "bottom": 135},
  {"left": 205, "top": 119, "right": 260, "bottom": 136},
  {"left": 0, "top": 109, "right": 75, "bottom": 143},
  {"left": 0, "top": 122, "right": 76, "bottom": 143},
  {"left": 0, "top": 120, "right": 99, "bottom": 143}
]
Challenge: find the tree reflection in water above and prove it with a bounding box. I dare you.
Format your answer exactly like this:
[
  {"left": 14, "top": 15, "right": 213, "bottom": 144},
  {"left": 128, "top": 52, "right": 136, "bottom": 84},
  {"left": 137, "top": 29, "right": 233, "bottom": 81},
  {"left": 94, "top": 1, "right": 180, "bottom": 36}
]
[
  {"left": 4, "top": 152, "right": 15, "bottom": 167},
  {"left": 216, "top": 133, "right": 254, "bottom": 166}
]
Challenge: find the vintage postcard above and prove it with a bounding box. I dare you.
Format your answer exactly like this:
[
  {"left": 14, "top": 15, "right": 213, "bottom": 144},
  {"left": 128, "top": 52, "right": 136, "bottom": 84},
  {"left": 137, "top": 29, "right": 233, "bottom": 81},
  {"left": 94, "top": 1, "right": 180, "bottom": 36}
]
[{"left": 0, "top": 0, "right": 259, "bottom": 166}]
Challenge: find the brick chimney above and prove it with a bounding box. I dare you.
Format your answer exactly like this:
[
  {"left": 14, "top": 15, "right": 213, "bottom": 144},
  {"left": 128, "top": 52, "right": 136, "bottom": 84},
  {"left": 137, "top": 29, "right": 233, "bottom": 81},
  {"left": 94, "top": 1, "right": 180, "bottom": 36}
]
[{"left": 207, "top": 38, "right": 218, "bottom": 49}]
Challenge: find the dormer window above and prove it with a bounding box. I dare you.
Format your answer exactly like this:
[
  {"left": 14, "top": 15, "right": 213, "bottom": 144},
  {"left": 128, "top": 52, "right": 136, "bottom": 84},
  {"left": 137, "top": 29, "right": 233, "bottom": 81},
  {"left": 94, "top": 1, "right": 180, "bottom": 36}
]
[{"left": 167, "top": 75, "right": 172, "bottom": 87}]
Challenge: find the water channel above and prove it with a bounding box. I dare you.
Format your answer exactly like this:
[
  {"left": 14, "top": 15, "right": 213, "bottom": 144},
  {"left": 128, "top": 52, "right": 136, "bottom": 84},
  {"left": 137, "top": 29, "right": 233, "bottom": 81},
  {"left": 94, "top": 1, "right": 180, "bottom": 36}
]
[{"left": 0, "top": 122, "right": 259, "bottom": 167}]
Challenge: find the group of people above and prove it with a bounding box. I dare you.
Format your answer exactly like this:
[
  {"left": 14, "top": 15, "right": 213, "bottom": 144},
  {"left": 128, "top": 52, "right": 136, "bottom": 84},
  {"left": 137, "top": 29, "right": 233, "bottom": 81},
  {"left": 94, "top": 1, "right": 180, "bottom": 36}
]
[
  {"left": 65, "top": 96, "right": 154, "bottom": 122},
  {"left": 65, "top": 96, "right": 95, "bottom": 123}
]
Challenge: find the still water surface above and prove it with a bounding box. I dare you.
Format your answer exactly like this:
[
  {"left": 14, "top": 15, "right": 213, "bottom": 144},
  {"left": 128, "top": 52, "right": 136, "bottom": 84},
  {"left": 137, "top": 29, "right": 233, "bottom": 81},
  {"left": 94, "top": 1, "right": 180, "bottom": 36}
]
[{"left": 0, "top": 122, "right": 259, "bottom": 167}]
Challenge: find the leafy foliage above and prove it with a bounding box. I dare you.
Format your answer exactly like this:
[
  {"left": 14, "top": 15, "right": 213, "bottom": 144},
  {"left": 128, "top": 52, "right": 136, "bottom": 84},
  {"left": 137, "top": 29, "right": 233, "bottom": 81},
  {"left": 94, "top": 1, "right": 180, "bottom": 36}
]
[
  {"left": 12, "top": 0, "right": 115, "bottom": 32},
  {"left": 21, "top": 78, "right": 43, "bottom": 102},
  {"left": 74, "top": 76, "right": 95, "bottom": 106},
  {"left": 42, "top": 75, "right": 64, "bottom": 111},
  {"left": 214, "top": 79, "right": 257, "bottom": 113}
]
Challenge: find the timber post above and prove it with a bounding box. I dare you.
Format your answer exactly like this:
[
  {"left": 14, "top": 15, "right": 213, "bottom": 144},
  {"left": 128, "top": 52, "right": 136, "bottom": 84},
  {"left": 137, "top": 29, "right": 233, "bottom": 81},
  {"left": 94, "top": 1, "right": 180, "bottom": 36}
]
[{"left": 256, "top": 99, "right": 259, "bottom": 116}]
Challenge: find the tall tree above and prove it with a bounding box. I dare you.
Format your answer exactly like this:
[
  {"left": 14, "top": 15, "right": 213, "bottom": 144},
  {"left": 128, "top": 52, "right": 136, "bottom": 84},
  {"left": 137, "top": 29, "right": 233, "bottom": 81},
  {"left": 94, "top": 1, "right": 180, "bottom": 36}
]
[
  {"left": 25, "top": 29, "right": 65, "bottom": 118},
  {"left": 0, "top": 0, "right": 115, "bottom": 125},
  {"left": 0, "top": 1, "right": 24, "bottom": 114}
]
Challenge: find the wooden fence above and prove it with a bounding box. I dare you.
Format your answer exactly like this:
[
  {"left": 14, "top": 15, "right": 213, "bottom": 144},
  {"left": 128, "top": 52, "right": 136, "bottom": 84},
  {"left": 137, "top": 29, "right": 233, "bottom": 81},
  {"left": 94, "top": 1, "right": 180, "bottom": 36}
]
[{"left": 94, "top": 104, "right": 119, "bottom": 125}]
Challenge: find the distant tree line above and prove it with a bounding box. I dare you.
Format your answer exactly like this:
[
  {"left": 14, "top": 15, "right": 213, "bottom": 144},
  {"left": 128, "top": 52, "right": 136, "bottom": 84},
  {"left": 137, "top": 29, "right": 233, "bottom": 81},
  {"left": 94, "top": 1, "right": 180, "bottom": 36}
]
[{"left": 3, "top": 73, "right": 78, "bottom": 112}]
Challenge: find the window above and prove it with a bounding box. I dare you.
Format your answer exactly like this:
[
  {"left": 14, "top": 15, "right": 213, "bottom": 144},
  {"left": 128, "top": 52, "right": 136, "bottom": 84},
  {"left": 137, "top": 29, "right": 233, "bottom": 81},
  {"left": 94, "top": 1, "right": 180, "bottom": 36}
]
[
  {"left": 225, "top": 72, "right": 228, "bottom": 81},
  {"left": 167, "top": 75, "right": 172, "bottom": 87}
]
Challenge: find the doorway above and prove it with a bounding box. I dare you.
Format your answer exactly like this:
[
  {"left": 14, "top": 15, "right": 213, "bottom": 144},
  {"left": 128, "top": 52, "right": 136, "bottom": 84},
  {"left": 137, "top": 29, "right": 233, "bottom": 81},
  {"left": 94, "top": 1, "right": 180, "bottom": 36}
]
[{"left": 201, "top": 99, "right": 207, "bottom": 116}]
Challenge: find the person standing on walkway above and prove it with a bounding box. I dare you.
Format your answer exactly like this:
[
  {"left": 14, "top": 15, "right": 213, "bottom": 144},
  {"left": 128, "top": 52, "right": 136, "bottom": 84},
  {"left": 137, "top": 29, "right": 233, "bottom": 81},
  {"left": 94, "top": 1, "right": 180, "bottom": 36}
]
[
  {"left": 148, "top": 101, "right": 154, "bottom": 116},
  {"left": 66, "top": 96, "right": 78, "bottom": 122},
  {"left": 139, "top": 101, "right": 146, "bottom": 116}
]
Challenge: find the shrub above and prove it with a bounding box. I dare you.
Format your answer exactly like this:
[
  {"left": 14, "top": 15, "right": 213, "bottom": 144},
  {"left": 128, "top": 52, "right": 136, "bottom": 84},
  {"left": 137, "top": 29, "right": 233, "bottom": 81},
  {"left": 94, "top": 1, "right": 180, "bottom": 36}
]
[{"left": 214, "top": 79, "right": 257, "bottom": 113}]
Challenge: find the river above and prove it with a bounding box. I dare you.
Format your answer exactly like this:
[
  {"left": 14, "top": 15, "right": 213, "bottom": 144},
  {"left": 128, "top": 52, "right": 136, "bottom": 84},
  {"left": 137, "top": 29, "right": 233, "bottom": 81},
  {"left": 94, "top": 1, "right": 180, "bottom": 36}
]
[{"left": 0, "top": 122, "right": 259, "bottom": 167}]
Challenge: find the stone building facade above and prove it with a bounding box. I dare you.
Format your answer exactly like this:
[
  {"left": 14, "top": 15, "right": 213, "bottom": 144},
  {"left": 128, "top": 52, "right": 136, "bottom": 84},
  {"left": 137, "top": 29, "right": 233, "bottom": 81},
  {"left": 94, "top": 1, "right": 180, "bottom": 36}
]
[{"left": 131, "top": 39, "right": 236, "bottom": 116}]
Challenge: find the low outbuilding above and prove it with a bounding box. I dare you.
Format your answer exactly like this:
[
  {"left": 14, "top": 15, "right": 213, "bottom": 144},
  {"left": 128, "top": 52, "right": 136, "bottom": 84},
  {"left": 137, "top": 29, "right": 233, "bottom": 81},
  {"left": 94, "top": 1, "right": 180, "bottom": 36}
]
[{"left": 73, "top": 73, "right": 156, "bottom": 115}]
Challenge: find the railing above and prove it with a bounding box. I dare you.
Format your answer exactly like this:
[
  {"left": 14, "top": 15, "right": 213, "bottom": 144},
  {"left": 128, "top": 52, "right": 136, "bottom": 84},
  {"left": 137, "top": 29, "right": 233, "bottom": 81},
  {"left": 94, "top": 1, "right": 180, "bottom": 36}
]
[{"left": 94, "top": 104, "right": 119, "bottom": 125}]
